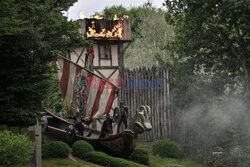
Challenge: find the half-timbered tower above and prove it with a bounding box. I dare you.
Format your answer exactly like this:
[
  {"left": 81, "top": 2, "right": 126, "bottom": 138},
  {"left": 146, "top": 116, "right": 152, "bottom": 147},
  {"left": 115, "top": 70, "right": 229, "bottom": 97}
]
[{"left": 67, "top": 18, "right": 132, "bottom": 129}]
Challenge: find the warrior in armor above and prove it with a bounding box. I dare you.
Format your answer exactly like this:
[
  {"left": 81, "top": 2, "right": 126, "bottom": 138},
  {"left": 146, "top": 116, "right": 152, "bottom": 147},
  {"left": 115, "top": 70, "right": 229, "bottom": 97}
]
[
  {"left": 99, "top": 113, "right": 114, "bottom": 138},
  {"left": 73, "top": 112, "right": 84, "bottom": 136},
  {"left": 115, "top": 102, "right": 129, "bottom": 133}
]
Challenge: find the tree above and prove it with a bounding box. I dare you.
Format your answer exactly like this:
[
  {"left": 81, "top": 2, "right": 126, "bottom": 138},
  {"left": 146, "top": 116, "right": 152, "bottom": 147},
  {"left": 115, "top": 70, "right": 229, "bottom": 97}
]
[
  {"left": 103, "top": 4, "right": 174, "bottom": 69},
  {"left": 0, "top": 0, "right": 89, "bottom": 126},
  {"left": 163, "top": 1, "right": 250, "bottom": 166},
  {"left": 103, "top": 5, "right": 141, "bottom": 39},
  {"left": 164, "top": 0, "right": 250, "bottom": 104},
  {"left": 125, "top": 5, "right": 174, "bottom": 69},
  {"left": 41, "top": 72, "right": 67, "bottom": 117}
]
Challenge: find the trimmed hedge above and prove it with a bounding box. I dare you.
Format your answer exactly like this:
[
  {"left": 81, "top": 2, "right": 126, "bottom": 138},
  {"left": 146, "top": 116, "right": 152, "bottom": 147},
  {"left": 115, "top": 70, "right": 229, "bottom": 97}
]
[
  {"left": 128, "top": 148, "right": 149, "bottom": 165},
  {"left": 42, "top": 140, "right": 69, "bottom": 159},
  {"left": 152, "top": 139, "right": 182, "bottom": 158},
  {"left": 86, "top": 151, "right": 146, "bottom": 167},
  {"left": 0, "top": 130, "right": 35, "bottom": 166},
  {"left": 72, "top": 140, "right": 94, "bottom": 159},
  {"left": 42, "top": 139, "right": 50, "bottom": 159}
]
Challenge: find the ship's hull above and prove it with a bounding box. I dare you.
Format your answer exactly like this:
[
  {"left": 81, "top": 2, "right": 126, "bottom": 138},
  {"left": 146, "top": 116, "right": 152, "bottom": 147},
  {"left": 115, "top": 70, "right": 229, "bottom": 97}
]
[{"left": 43, "top": 110, "right": 137, "bottom": 157}]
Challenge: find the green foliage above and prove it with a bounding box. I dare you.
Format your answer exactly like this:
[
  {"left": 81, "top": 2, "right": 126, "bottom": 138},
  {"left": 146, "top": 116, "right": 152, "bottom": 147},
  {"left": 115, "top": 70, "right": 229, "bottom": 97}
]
[
  {"left": 128, "top": 148, "right": 149, "bottom": 165},
  {"left": 164, "top": 0, "right": 250, "bottom": 99},
  {"left": 150, "top": 156, "right": 204, "bottom": 167},
  {"left": 103, "top": 3, "right": 174, "bottom": 69},
  {"left": 0, "top": 130, "right": 35, "bottom": 166},
  {"left": 85, "top": 151, "right": 146, "bottom": 167},
  {"left": 42, "top": 140, "right": 70, "bottom": 159},
  {"left": 42, "top": 159, "right": 101, "bottom": 167},
  {"left": 124, "top": 6, "right": 173, "bottom": 69},
  {"left": 0, "top": 0, "right": 89, "bottom": 126},
  {"left": 103, "top": 5, "right": 141, "bottom": 39},
  {"left": 162, "top": 1, "right": 250, "bottom": 166},
  {"left": 49, "top": 141, "right": 70, "bottom": 159},
  {"left": 103, "top": 6, "right": 129, "bottom": 20},
  {"left": 41, "top": 73, "right": 67, "bottom": 117},
  {"left": 165, "top": 165, "right": 184, "bottom": 167},
  {"left": 42, "top": 139, "right": 51, "bottom": 159},
  {"left": 207, "top": 149, "right": 232, "bottom": 167},
  {"left": 72, "top": 140, "right": 94, "bottom": 159},
  {"left": 152, "top": 140, "right": 182, "bottom": 158}
]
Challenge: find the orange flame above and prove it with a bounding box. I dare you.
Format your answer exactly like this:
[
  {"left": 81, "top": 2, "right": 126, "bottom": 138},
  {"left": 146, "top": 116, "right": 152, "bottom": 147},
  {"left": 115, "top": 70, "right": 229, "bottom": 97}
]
[
  {"left": 93, "top": 14, "right": 103, "bottom": 19},
  {"left": 113, "top": 14, "right": 129, "bottom": 20},
  {"left": 122, "top": 15, "right": 129, "bottom": 19},
  {"left": 87, "top": 21, "right": 123, "bottom": 39},
  {"left": 113, "top": 14, "right": 119, "bottom": 20},
  {"left": 80, "top": 11, "right": 86, "bottom": 19}
]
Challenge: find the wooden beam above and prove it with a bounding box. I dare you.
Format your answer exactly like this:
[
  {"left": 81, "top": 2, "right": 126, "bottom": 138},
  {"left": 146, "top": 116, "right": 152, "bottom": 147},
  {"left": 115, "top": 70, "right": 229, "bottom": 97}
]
[
  {"left": 76, "top": 48, "right": 85, "bottom": 63},
  {"left": 67, "top": 51, "right": 71, "bottom": 60},
  {"left": 94, "top": 69, "right": 107, "bottom": 79},
  {"left": 93, "top": 66, "right": 120, "bottom": 69},
  {"left": 72, "top": 50, "right": 79, "bottom": 58},
  {"left": 107, "top": 69, "right": 118, "bottom": 79},
  {"left": 80, "top": 57, "right": 85, "bottom": 65}
]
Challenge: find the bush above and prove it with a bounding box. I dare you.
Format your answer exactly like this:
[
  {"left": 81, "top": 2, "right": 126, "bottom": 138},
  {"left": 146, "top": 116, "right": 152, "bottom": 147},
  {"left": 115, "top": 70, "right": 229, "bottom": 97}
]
[
  {"left": 128, "top": 148, "right": 149, "bottom": 165},
  {"left": 42, "top": 140, "right": 69, "bottom": 159},
  {"left": 0, "top": 130, "right": 35, "bottom": 166},
  {"left": 207, "top": 147, "right": 235, "bottom": 167},
  {"left": 72, "top": 140, "right": 94, "bottom": 159},
  {"left": 42, "top": 139, "right": 51, "bottom": 159},
  {"left": 86, "top": 151, "right": 146, "bottom": 167},
  {"left": 152, "top": 139, "right": 182, "bottom": 158}
]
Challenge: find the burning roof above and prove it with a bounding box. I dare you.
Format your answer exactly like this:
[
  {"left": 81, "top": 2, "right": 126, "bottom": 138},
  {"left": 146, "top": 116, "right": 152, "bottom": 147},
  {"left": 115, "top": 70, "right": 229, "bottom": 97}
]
[{"left": 78, "top": 18, "right": 132, "bottom": 41}]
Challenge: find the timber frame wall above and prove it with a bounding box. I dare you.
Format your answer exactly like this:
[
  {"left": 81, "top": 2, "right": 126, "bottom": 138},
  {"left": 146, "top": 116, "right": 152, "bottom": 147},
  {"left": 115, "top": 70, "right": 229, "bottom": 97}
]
[{"left": 121, "top": 67, "right": 174, "bottom": 141}]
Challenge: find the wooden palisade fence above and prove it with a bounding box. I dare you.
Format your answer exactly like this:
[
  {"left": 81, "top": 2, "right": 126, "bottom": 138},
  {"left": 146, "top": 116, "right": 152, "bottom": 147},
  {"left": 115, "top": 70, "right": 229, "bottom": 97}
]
[{"left": 121, "top": 67, "right": 173, "bottom": 141}]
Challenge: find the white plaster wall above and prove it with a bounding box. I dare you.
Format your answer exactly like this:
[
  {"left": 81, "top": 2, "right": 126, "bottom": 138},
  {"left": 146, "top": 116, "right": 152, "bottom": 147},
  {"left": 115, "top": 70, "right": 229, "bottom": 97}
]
[
  {"left": 111, "top": 45, "right": 118, "bottom": 66},
  {"left": 69, "top": 47, "right": 87, "bottom": 67},
  {"left": 69, "top": 44, "right": 118, "bottom": 69},
  {"left": 93, "top": 45, "right": 99, "bottom": 66},
  {"left": 100, "top": 60, "right": 111, "bottom": 66}
]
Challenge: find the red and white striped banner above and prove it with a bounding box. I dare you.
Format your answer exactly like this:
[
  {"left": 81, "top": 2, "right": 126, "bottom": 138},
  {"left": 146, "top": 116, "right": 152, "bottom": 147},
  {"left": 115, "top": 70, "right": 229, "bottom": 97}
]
[{"left": 54, "top": 58, "right": 115, "bottom": 122}]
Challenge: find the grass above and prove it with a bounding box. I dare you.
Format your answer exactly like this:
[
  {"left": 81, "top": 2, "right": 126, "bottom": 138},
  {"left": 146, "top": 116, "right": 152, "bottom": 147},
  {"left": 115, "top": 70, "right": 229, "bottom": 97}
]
[
  {"left": 137, "top": 142, "right": 153, "bottom": 152},
  {"left": 42, "top": 142, "right": 204, "bottom": 167},
  {"left": 149, "top": 155, "right": 204, "bottom": 167},
  {"left": 136, "top": 142, "right": 204, "bottom": 167},
  {"left": 42, "top": 159, "right": 101, "bottom": 167}
]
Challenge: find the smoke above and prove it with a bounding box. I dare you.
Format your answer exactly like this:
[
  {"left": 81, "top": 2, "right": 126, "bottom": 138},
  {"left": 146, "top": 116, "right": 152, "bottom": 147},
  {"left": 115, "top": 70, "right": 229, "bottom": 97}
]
[{"left": 176, "top": 96, "right": 250, "bottom": 166}]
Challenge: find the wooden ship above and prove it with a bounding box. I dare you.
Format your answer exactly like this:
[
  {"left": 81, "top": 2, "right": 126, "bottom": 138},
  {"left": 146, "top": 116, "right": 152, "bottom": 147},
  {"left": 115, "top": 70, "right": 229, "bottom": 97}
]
[{"left": 41, "top": 16, "right": 152, "bottom": 157}]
